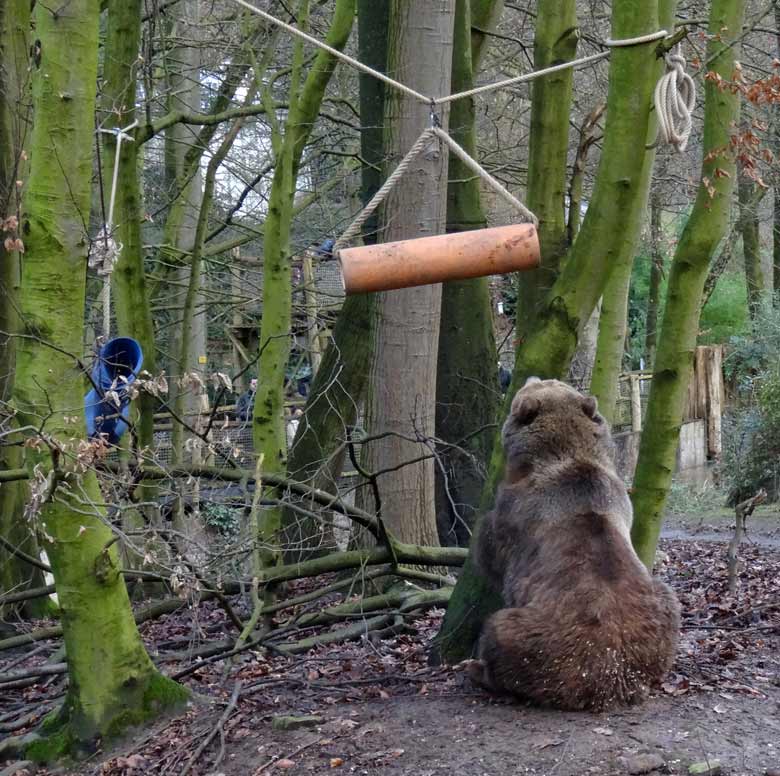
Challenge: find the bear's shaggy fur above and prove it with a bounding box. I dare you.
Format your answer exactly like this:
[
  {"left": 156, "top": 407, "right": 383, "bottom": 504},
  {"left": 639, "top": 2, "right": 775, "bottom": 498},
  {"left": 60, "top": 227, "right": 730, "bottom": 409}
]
[{"left": 469, "top": 378, "right": 680, "bottom": 711}]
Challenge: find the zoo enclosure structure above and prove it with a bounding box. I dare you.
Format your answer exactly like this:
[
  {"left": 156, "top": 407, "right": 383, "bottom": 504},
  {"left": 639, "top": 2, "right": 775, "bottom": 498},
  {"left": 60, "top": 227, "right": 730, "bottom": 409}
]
[{"left": 613, "top": 344, "right": 725, "bottom": 478}]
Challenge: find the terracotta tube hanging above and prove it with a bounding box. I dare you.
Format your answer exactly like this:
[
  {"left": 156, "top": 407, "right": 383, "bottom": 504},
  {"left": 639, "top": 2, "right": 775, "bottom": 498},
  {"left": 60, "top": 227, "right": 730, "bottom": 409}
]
[{"left": 337, "top": 223, "right": 540, "bottom": 295}]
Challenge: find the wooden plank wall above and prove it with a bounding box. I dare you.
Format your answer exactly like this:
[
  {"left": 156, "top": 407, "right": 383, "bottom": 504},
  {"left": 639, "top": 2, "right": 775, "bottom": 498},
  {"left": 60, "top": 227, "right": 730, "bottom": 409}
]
[{"left": 684, "top": 344, "right": 724, "bottom": 457}]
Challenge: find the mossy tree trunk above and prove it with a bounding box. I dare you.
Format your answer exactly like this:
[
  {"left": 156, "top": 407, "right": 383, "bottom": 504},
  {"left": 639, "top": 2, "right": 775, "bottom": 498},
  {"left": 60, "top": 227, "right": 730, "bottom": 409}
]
[
  {"left": 738, "top": 174, "right": 766, "bottom": 321},
  {"left": 283, "top": 0, "right": 385, "bottom": 557},
  {"left": 167, "top": 0, "right": 209, "bottom": 468},
  {"left": 437, "top": 0, "right": 671, "bottom": 662},
  {"left": 775, "top": 5, "right": 780, "bottom": 300},
  {"left": 359, "top": 0, "right": 455, "bottom": 547},
  {"left": 590, "top": 266, "right": 631, "bottom": 422},
  {"left": 516, "top": 0, "right": 578, "bottom": 338},
  {"left": 435, "top": 0, "right": 504, "bottom": 547},
  {"left": 631, "top": 0, "right": 745, "bottom": 568},
  {"left": 774, "top": 174, "right": 780, "bottom": 299},
  {"left": 12, "top": 1, "right": 187, "bottom": 758},
  {"left": 645, "top": 190, "right": 665, "bottom": 368},
  {"left": 252, "top": 0, "right": 356, "bottom": 565},
  {"left": 0, "top": 0, "right": 50, "bottom": 618},
  {"left": 589, "top": 0, "right": 675, "bottom": 421},
  {"left": 101, "top": 0, "right": 157, "bottom": 455}
]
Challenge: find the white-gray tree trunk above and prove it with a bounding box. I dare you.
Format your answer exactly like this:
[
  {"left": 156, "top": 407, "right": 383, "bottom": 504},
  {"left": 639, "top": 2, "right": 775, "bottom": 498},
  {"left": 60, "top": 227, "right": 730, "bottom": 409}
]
[{"left": 360, "top": 0, "right": 456, "bottom": 546}]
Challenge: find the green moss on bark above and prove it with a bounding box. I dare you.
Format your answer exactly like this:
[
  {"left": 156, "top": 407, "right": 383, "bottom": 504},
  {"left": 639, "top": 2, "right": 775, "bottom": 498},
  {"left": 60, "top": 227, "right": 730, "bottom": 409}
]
[
  {"left": 631, "top": 0, "right": 745, "bottom": 567},
  {"left": 253, "top": 0, "right": 355, "bottom": 562},
  {"left": 13, "top": 0, "right": 188, "bottom": 758}
]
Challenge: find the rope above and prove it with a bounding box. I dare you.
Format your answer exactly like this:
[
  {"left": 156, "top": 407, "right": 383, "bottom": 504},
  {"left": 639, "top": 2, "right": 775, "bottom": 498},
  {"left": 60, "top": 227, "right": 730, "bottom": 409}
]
[
  {"left": 226, "top": 2, "right": 685, "bottom": 253},
  {"left": 431, "top": 127, "right": 538, "bottom": 226},
  {"left": 333, "top": 128, "right": 438, "bottom": 252},
  {"left": 229, "top": 0, "right": 669, "bottom": 108},
  {"left": 230, "top": 0, "right": 431, "bottom": 104},
  {"left": 90, "top": 121, "right": 137, "bottom": 337},
  {"left": 652, "top": 52, "right": 696, "bottom": 152},
  {"left": 604, "top": 29, "right": 669, "bottom": 47},
  {"left": 334, "top": 125, "right": 538, "bottom": 253}
]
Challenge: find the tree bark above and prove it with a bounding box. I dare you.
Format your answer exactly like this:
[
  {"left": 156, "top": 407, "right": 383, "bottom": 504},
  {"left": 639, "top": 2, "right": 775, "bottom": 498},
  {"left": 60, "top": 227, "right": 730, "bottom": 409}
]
[
  {"left": 12, "top": 0, "right": 187, "bottom": 756},
  {"left": 359, "top": 0, "right": 455, "bottom": 547},
  {"left": 0, "top": 0, "right": 51, "bottom": 618},
  {"left": 167, "top": 0, "right": 208, "bottom": 469},
  {"left": 102, "top": 0, "right": 158, "bottom": 454},
  {"left": 590, "top": 266, "right": 631, "bottom": 423},
  {"left": 774, "top": 5, "right": 780, "bottom": 300},
  {"left": 517, "top": 0, "right": 578, "bottom": 338},
  {"left": 738, "top": 174, "right": 766, "bottom": 321},
  {"left": 631, "top": 0, "right": 745, "bottom": 568},
  {"left": 437, "top": 0, "right": 671, "bottom": 663},
  {"left": 435, "top": 0, "right": 504, "bottom": 547},
  {"left": 645, "top": 190, "right": 665, "bottom": 368},
  {"left": 589, "top": 0, "right": 676, "bottom": 421},
  {"left": 282, "top": 0, "right": 386, "bottom": 557},
  {"left": 252, "top": 0, "right": 356, "bottom": 565}
]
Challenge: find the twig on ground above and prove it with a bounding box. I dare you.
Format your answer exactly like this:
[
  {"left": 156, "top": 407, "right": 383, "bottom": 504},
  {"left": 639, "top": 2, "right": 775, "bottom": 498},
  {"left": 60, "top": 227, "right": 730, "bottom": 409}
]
[
  {"left": 253, "top": 736, "right": 322, "bottom": 774},
  {"left": 179, "top": 680, "right": 242, "bottom": 776}
]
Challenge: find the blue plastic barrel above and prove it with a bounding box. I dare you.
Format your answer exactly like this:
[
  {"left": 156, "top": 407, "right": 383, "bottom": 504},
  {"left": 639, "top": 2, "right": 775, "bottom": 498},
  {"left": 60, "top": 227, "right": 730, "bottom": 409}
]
[{"left": 84, "top": 337, "right": 144, "bottom": 443}]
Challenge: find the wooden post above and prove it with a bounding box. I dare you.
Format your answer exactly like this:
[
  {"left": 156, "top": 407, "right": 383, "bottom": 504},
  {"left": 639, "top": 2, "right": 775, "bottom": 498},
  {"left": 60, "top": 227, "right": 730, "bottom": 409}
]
[
  {"left": 302, "top": 252, "right": 322, "bottom": 375},
  {"left": 630, "top": 373, "right": 642, "bottom": 433},
  {"left": 705, "top": 344, "right": 723, "bottom": 457},
  {"left": 694, "top": 345, "right": 708, "bottom": 419}
]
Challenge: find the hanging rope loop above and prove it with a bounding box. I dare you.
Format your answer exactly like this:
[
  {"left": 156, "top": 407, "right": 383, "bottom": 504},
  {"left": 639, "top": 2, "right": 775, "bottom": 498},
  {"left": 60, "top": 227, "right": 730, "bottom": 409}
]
[{"left": 653, "top": 51, "right": 696, "bottom": 152}]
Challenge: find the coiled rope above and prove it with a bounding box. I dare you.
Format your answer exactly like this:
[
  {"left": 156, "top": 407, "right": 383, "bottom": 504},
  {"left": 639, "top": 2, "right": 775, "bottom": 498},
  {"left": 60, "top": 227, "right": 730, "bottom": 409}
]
[{"left": 653, "top": 52, "right": 696, "bottom": 152}]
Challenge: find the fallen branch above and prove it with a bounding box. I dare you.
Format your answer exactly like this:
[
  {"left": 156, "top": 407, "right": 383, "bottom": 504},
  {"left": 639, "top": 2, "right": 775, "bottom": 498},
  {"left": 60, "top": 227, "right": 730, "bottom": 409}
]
[
  {"left": 0, "top": 583, "right": 57, "bottom": 606},
  {"left": 0, "top": 662, "right": 67, "bottom": 686},
  {"left": 0, "top": 596, "right": 198, "bottom": 652},
  {"left": 276, "top": 613, "right": 393, "bottom": 654},
  {"left": 0, "top": 541, "right": 464, "bottom": 653},
  {"left": 169, "top": 587, "right": 451, "bottom": 678}
]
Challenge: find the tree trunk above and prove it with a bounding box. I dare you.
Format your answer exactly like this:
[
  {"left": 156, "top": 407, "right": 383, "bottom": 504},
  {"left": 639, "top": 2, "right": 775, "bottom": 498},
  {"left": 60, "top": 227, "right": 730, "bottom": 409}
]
[
  {"left": 645, "top": 190, "right": 665, "bottom": 368},
  {"left": 435, "top": 0, "right": 503, "bottom": 547},
  {"left": 12, "top": 0, "right": 186, "bottom": 756},
  {"left": 359, "top": 0, "right": 455, "bottom": 547},
  {"left": 102, "top": 0, "right": 157, "bottom": 454},
  {"left": 568, "top": 300, "right": 601, "bottom": 391},
  {"left": 738, "top": 174, "right": 766, "bottom": 321},
  {"left": 590, "top": 266, "right": 631, "bottom": 423},
  {"left": 774, "top": 179, "right": 780, "bottom": 300},
  {"left": 282, "top": 0, "right": 385, "bottom": 557},
  {"left": 631, "top": 0, "right": 745, "bottom": 568},
  {"left": 101, "top": 0, "right": 164, "bottom": 567},
  {"left": 516, "top": 0, "right": 577, "bottom": 337},
  {"left": 437, "top": 0, "right": 671, "bottom": 663},
  {"left": 589, "top": 0, "right": 676, "bottom": 421},
  {"left": 774, "top": 5, "right": 780, "bottom": 300},
  {"left": 0, "top": 0, "right": 51, "bottom": 618},
  {"left": 168, "top": 0, "right": 208, "bottom": 469},
  {"left": 252, "top": 0, "right": 356, "bottom": 565}
]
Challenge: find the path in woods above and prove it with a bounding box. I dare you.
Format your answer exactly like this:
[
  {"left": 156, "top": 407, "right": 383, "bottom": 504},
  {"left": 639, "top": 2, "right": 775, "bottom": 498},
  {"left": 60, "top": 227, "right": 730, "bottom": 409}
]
[{"left": 5, "top": 512, "right": 779, "bottom": 776}]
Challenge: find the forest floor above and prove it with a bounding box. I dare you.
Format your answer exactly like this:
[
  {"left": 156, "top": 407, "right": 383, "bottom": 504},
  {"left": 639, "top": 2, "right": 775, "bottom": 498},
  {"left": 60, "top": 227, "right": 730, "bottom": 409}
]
[{"left": 1, "top": 487, "right": 780, "bottom": 776}]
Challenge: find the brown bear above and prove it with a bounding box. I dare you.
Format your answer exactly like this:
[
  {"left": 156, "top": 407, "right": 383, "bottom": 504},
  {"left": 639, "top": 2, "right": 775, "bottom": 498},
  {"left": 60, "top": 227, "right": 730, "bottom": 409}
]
[{"left": 468, "top": 377, "right": 680, "bottom": 711}]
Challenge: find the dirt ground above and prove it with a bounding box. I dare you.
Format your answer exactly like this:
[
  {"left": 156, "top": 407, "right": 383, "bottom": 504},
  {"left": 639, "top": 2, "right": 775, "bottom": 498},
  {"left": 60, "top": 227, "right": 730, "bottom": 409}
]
[{"left": 2, "top": 500, "right": 779, "bottom": 776}]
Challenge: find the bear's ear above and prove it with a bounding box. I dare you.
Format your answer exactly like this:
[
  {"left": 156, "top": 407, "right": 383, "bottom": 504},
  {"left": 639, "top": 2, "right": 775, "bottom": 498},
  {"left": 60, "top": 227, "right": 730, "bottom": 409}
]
[
  {"left": 523, "top": 376, "right": 542, "bottom": 388},
  {"left": 581, "top": 395, "right": 598, "bottom": 419},
  {"left": 511, "top": 394, "right": 540, "bottom": 426}
]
